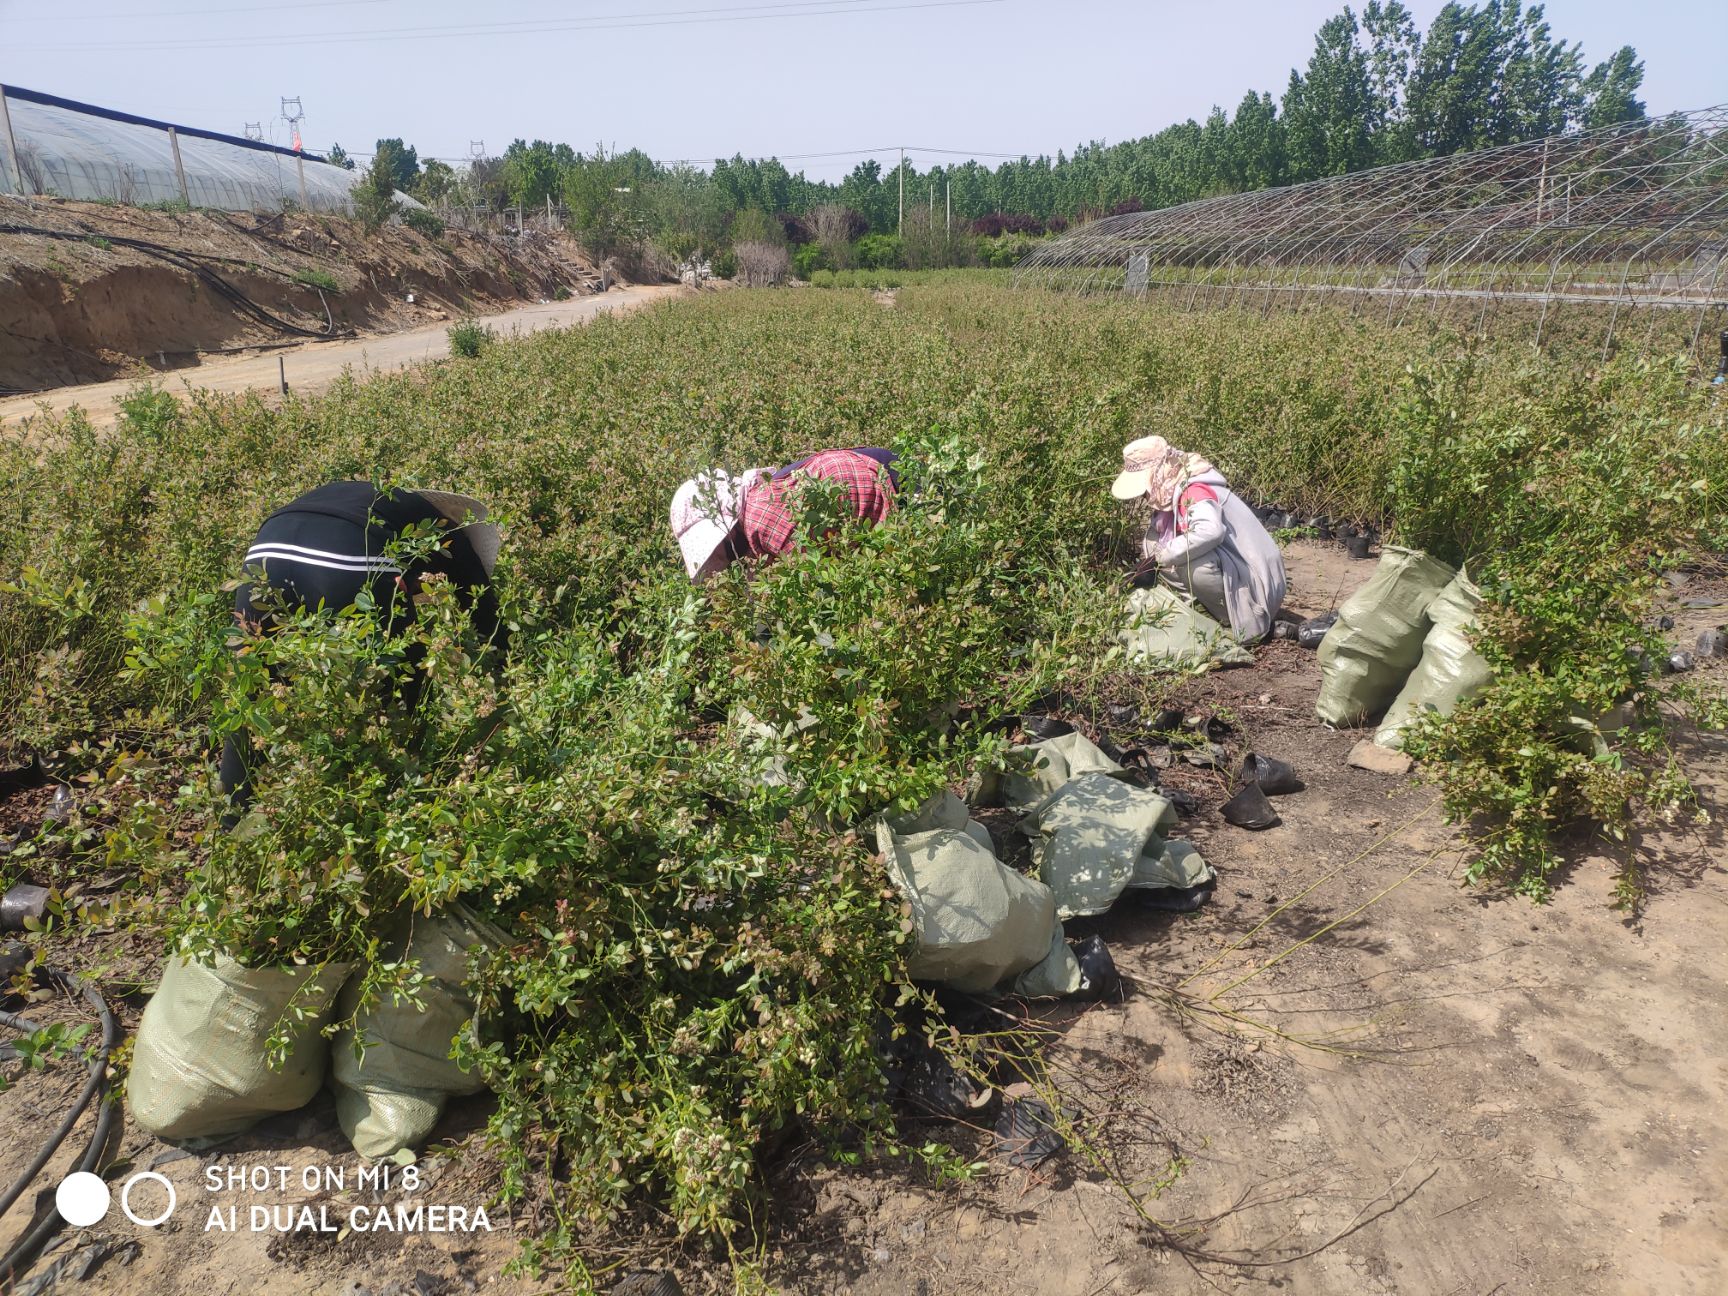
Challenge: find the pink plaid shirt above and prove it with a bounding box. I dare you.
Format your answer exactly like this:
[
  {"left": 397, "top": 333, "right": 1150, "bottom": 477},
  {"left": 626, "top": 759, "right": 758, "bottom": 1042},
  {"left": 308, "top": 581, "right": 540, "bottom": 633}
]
[{"left": 739, "top": 449, "right": 898, "bottom": 559}]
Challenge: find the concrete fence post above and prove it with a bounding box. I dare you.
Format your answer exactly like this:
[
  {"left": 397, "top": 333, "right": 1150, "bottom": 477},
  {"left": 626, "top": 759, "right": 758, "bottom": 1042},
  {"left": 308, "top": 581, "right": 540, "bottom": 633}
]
[
  {"left": 0, "top": 86, "right": 27, "bottom": 194},
  {"left": 166, "top": 126, "right": 191, "bottom": 206}
]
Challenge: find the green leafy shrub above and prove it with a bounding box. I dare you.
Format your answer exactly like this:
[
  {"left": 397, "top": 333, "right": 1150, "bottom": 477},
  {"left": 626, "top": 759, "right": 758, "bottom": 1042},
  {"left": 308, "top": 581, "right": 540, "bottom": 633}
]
[
  {"left": 352, "top": 152, "right": 403, "bottom": 233},
  {"left": 447, "top": 319, "right": 492, "bottom": 358},
  {"left": 402, "top": 206, "right": 446, "bottom": 237},
  {"left": 1392, "top": 353, "right": 1727, "bottom": 903},
  {"left": 4, "top": 283, "right": 1723, "bottom": 1275},
  {"left": 853, "top": 233, "right": 902, "bottom": 270},
  {"left": 792, "top": 241, "right": 829, "bottom": 279}
]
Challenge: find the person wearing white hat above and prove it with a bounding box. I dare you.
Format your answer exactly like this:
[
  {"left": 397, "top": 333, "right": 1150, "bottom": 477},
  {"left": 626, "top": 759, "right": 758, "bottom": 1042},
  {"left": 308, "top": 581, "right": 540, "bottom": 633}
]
[
  {"left": 220, "top": 480, "right": 505, "bottom": 817},
  {"left": 670, "top": 447, "right": 899, "bottom": 581},
  {"left": 669, "top": 467, "right": 768, "bottom": 581},
  {"left": 1111, "top": 435, "right": 1286, "bottom": 642}
]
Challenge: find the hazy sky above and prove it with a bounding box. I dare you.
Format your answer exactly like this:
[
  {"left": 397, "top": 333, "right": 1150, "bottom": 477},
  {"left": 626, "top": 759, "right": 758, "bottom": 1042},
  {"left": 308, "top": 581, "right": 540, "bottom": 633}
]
[{"left": 0, "top": 0, "right": 1719, "bottom": 173}]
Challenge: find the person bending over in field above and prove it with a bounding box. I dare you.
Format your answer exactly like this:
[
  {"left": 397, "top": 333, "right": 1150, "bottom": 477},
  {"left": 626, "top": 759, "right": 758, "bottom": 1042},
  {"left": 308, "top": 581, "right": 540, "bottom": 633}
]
[
  {"left": 1112, "top": 436, "right": 1286, "bottom": 642},
  {"left": 669, "top": 447, "right": 899, "bottom": 581},
  {"left": 219, "top": 480, "right": 504, "bottom": 816}
]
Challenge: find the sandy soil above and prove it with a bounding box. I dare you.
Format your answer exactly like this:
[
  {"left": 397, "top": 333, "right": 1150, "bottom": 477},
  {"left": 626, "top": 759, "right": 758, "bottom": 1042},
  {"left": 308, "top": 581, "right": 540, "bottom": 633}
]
[
  {"left": 0, "top": 194, "right": 614, "bottom": 396},
  {"left": 0, "top": 285, "right": 680, "bottom": 435},
  {"left": 1, "top": 541, "right": 1723, "bottom": 1295}
]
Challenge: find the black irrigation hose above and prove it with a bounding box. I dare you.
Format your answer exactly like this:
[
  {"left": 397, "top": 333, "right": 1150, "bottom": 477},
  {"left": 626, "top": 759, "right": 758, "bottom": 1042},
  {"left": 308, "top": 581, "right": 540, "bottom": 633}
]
[
  {"left": 0, "top": 223, "right": 351, "bottom": 341},
  {"left": 0, "top": 968, "right": 122, "bottom": 1290}
]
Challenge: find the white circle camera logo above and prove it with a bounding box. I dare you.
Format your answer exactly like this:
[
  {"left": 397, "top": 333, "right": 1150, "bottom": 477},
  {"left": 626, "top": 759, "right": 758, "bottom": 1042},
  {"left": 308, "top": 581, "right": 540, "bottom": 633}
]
[{"left": 55, "top": 1171, "right": 176, "bottom": 1228}]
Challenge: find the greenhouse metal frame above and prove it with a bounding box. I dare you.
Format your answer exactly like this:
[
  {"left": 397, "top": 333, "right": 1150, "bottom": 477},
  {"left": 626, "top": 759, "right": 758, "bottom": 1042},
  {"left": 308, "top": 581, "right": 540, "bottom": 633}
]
[
  {"left": 0, "top": 84, "right": 370, "bottom": 214},
  {"left": 1015, "top": 106, "right": 1728, "bottom": 353}
]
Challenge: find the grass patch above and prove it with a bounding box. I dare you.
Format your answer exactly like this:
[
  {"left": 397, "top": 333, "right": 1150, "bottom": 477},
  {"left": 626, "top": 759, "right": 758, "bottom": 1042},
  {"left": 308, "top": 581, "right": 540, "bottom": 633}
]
[{"left": 292, "top": 267, "right": 341, "bottom": 292}]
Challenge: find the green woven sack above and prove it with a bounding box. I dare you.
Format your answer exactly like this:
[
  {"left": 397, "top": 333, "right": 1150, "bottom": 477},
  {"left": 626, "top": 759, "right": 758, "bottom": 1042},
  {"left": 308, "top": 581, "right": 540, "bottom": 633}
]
[
  {"left": 876, "top": 821, "right": 1080, "bottom": 997},
  {"left": 128, "top": 955, "right": 352, "bottom": 1143},
  {"left": 1315, "top": 546, "right": 1456, "bottom": 727},
  {"left": 1131, "top": 839, "right": 1215, "bottom": 891},
  {"left": 1018, "top": 772, "right": 1178, "bottom": 918},
  {"left": 978, "top": 731, "right": 1127, "bottom": 816},
  {"left": 331, "top": 905, "right": 507, "bottom": 1160},
  {"left": 1374, "top": 570, "right": 1493, "bottom": 750},
  {"left": 1119, "top": 585, "right": 1253, "bottom": 670}
]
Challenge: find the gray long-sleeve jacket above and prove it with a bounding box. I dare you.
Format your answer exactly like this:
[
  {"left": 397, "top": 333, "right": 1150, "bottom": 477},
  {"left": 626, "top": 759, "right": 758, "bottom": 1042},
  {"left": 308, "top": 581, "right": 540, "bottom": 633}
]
[{"left": 1142, "top": 470, "right": 1287, "bottom": 641}]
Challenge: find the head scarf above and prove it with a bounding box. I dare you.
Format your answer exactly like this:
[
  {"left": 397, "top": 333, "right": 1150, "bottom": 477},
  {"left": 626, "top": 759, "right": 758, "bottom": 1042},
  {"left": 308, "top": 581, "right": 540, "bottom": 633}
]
[{"left": 1130, "top": 436, "right": 1216, "bottom": 514}]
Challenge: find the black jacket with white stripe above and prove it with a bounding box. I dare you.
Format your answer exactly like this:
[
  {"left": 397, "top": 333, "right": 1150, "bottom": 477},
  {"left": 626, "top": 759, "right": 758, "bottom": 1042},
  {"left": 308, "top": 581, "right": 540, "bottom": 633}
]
[{"left": 236, "top": 480, "right": 503, "bottom": 649}]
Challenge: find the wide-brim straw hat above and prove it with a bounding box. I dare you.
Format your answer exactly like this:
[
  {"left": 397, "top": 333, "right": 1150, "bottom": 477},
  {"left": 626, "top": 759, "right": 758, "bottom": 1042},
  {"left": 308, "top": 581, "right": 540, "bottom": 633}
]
[
  {"left": 416, "top": 490, "right": 501, "bottom": 576},
  {"left": 670, "top": 469, "right": 767, "bottom": 580},
  {"left": 1110, "top": 434, "right": 1172, "bottom": 501}
]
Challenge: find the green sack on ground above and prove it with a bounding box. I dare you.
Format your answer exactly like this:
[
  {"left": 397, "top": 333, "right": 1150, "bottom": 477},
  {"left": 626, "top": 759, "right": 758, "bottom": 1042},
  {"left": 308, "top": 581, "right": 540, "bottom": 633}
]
[
  {"left": 128, "top": 955, "right": 352, "bottom": 1142},
  {"left": 331, "top": 905, "right": 507, "bottom": 1160},
  {"left": 885, "top": 790, "right": 970, "bottom": 836},
  {"left": 1131, "top": 838, "right": 1215, "bottom": 891},
  {"left": 1018, "top": 772, "right": 1177, "bottom": 918},
  {"left": 1013, "top": 919, "right": 1085, "bottom": 998},
  {"left": 981, "top": 731, "right": 1126, "bottom": 815},
  {"left": 876, "top": 821, "right": 1078, "bottom": 996},
  {"left": 1374, "top": 570, "right": 1493, "bottom": 751},
  {"left": 1315, "top": 546, "right": 1456, "bottom": 727},
  {"left": 1119, "top": 585, "right": 1254, "bottom": 670}
]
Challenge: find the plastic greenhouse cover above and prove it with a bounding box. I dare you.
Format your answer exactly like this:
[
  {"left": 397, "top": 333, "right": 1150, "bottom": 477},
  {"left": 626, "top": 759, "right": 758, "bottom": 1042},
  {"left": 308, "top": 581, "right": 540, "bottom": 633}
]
[{"left": 0, "top": 87, "right": 416, "bottom": 214}]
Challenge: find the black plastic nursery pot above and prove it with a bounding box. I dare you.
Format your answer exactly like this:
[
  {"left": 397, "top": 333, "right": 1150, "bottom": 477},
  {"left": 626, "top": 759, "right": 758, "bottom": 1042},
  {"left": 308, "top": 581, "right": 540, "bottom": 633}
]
[
  {"left": 1297, "top": 613, "right": 1337, "bottom": 649},
  {"left": 1072, "top": 934, "right": 1122, "bottom": 1002},
  {"left": 1220, "top": 781, "right": 1281, "bottom": 830},
  {"left": 0, "top": 883, "right": 51, "bottom": 932},
  {"left": 1344, "top": 534, "right": 1373, "bottom": 559},
  {"left": 1020, "top": 715, "right": 1077, "bottom": 742},
  {"left": 1239, "top": 751, "right": 1304, "bottom": 795},
  {"left": 1136, "top": 879, "right": 1214, "bottom": 912}
]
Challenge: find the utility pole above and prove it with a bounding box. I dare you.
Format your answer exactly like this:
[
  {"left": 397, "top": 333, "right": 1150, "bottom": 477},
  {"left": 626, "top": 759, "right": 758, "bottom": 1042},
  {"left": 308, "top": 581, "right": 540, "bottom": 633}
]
[
  {"left": 946, "top": 181, "right": 951, "bottom": 235},
  {"left": 898, "top": 146, "right": 904, "bottom": 232}
]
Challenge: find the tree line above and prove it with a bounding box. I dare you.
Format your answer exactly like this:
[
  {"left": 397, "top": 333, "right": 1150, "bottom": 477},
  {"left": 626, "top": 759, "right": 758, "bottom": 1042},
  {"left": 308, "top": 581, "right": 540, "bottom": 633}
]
[{"left": 325, "top": 1, "right": 1649, "bottom": 270}]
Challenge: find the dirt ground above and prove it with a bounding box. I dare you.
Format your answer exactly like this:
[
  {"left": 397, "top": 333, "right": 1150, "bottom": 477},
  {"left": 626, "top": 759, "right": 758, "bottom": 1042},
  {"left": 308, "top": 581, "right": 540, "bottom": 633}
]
[
  {"left": 1, "top": 540, "right": 1723, "bottom": 1295},
  {"left": 0, "top": 194, "right": 612, "bottom": 395},
  {"left": 0, "top": 284, "right": 681, "bottom": 435}
]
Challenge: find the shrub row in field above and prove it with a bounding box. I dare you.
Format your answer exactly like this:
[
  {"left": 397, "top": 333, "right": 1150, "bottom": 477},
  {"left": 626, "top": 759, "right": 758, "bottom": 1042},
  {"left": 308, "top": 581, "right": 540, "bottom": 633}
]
[{"left": 1, "top": 285, "right": 1723, "bottom": 1271}]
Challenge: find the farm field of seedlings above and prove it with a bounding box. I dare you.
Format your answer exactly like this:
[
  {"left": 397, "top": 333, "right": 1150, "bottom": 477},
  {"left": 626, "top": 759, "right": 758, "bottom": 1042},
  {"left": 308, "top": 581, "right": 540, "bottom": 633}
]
[{"left": 2, "top": 282, "right": 1726, "bottom": 1296}]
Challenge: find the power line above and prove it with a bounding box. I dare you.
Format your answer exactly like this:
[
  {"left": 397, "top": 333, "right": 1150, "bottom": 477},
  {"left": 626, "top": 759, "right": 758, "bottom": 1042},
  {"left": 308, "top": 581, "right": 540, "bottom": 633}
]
[
  {"left": 654, "top": 144, "right": 1043, "bottom": 164},
  {"left": 9, "top": 0, "right": 999, "bottom": 52},
  {"left": 322, "top": 142, "right": 1063, "bottom": 168},
  {"left": 5, "top": 0, "right": 395, "bottom": 20}
]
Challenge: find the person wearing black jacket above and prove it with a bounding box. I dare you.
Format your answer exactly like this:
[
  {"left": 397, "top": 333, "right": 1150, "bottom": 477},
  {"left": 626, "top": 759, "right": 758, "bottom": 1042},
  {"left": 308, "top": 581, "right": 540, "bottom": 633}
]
[{"left": 219, "top": 480, "right": 503, "bottom": 814}]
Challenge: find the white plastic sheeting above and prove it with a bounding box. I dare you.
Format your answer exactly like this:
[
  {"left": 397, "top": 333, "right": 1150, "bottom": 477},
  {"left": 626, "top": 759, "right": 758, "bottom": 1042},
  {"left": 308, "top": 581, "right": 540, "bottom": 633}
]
[{"left": 0, "top": 86, "right": 410, "bottom": 214}]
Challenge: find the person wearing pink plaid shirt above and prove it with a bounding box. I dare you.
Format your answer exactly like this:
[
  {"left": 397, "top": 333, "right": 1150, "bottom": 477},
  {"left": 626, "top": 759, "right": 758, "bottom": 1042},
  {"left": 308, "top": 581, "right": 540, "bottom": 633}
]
[{"left": 670, "top": 447, "right": 899, "bottom": 580}]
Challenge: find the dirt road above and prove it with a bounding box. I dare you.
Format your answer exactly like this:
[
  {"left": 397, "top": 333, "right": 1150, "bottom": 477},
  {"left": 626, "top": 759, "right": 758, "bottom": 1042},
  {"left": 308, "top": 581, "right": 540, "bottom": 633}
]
[{"left": 0, "top": 285, "right": 678, "bottom": 432}]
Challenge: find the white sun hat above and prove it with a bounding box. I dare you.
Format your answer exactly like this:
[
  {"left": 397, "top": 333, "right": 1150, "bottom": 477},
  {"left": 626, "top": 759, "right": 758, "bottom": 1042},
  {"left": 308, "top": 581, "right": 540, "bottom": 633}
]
[
  {"left": 670, "top": 468, "right": 767, "bottom": 580},
  {"left": 416, "top": 490, "right": 501, "bottom": 575},
  {"left": 1109, "top": 434, "right": 1175, "bottom": 501}
]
